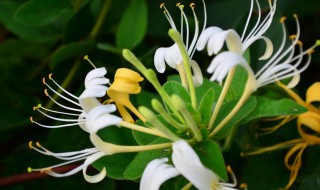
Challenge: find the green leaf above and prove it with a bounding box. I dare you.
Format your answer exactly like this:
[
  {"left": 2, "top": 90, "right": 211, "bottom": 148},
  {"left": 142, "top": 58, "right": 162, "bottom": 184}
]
[
  {"left": 163, "top": 81, "right": 191, "bottom": 104},
  {"left": 213, "top": 96, "right": 257, "bottom": 140},
  {"left": 132, "top": 120, "right": 160, "bottom": 145},
  {"left": 194, "top": 140, "right": 228, "bottom": 181},
  {"left": 0, "top": 1, "right": 60, "bottom": 42},
  {"left": 198, "top": 88, "right": 215, "bottom": 126},
  {"left": 49, "top": 40, "right": 95, "bottom": 69},
  {"left": 123, "top": 138, "right": 170, "bottom": 180},
  {"left": 116, "top": 0, "right": 147, "bottom": 49},
  {"left": 241, "top": 96, "right": 308, "bottom": 124},
  {"left": 196, "top": 78, "right": 222, "bottom": 105},
  {"left": 14, "top": 0, "right": 73, "bottom": 26},
  {"left": 226, "top": 65, "right": 248, "bottom": 101}
]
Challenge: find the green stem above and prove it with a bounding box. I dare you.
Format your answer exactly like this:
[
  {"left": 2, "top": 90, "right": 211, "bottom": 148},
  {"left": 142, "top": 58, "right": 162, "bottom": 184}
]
[
  {"left": 119, "top": 121, "right": 168, "bottom": 139},
  {"left": 89, "top": 0, "right": 112, "bottom": 39},
  {"left": 208, "top": 68, "right": 236, "bottom": 130},
  {"left": 209, "top": 76, "right": 255, "bottom": 137},
  {"left": 169, "top": 29, "right": 196, "bottom": 109}
]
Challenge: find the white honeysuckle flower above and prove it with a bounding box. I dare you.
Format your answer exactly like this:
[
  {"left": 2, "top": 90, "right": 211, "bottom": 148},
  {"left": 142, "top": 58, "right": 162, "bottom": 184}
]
[
  {"left": 205, "top": 14, "right": 319, "bottom": 89},
  {"left": 28, "top": 141, "right": 109, "bottom": 183},
  {"left": 31, "top": 67, "right": 122, "bottom": 133},
  {"left": 197, "top": 0, "right": 276, "bottom": 60},
  {"left": 140, "top": 158, "right": 180, "bottom": 190},
  {"left": 154, "top": 1, "right": 207, "bottom": 86},
  {"left": 140, "top": 140, "right": 237, "bottom": 190}
]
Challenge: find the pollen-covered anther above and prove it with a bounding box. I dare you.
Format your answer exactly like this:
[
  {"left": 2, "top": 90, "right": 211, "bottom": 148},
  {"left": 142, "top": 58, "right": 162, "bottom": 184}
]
[
  {"left": 48, "top": 73, "right": 53, "bottom": 80},
  {"left": 176, "top": 2, "right": 180, "bottom": 6},
  {"left": 296, "top": 40, "right": 303, "bottom": 46},
  {"left": 307, "top": 49, "right": 315, "bottom": 55},
  {"left": 42, "top": 77, "right": 46, "bottom": 84},
  {"left": 227, "top": 165, "right": 233, "bottom": 173},
  {"left": 160, "top": 3, "right": 165, "bottom": 9},
  {"left": 44, "top": 89, "right": 49, "bottom": 96},
  {"left": 28, "top": 141, "right": 33, "bottom": 149},
  {"left": 280, "top": 16, "right": 287, "bottom": 23},
  {"left": 290, "top": 35, "right": 297, "bottom": 40},
  {"left": 293, "top": 13, "right": 298, "bottom": 18},
  {"left": 30, "top": 116, "right": 34, "bottom": 123},
  {"left": 240, "top": 183, "right": 248, "bottom": 188},
  {"left": 84, "top": 55, "right": 89, "bottom": 60},
  {"left": 27, "top": 167, "right": 32, "bottom": 173},
  {"left": 36, "top": 142, "right": 41, "bottom": 147},
  {"left": 190, "top": 3, "right": 195, "bottom": 9}
]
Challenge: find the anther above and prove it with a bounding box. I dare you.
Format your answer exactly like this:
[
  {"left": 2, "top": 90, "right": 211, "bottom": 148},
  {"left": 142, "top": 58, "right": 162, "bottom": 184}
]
[
  {"left": 293, "top": 13, "right": 298, "bottom": 18},
  {"left": 83, "top": 55, "right": 96, "bottom": 68},
  {"left": 30, "top": 116, "right": 34, "bottom": 123},
  {"left": 41, "top": 168, "right": 52, "bottom": 173},
  {"left": 296, "top": 41, "right": 303, "bottom": 46},
  {"left": 36, "top": 142, "right": 41, "bottom": 147},
  {"left": 190, "top": 3, "right": 195, "bottom": 9},
  {"left": 290, "top": 35, "right": 297, "bottom": 40},
  {"left": 268, "top": 0, "right": 272, "bottom": 3},
  {"left": 42, "top": 77, "right": 46, "bottom": 84},
  {"left": 280, "top": 16, "right": 287, "bottom": 23},
  {"left": 307, "top": 49, "right": 315, "bottom": 55},
  {"left": 48, "top": 74, "right": 53, "bottom": 80},
  {"left": 44, "top": 89, "right": 49, "bottom": 96},
  {"left": 160, "top": 3, "right": 165, "bottom": 9},
  {"left": 316, "top": 40, "right": 320, "bottom": 46},
  {"left": 176, "top": 2, "right": 180, "bottom": 6},
  {"left": 240, "top": 183, "right": 248, "bottom": 189},
  {"left": 28, "top": 141, "right": 33, "bottom": 149}
]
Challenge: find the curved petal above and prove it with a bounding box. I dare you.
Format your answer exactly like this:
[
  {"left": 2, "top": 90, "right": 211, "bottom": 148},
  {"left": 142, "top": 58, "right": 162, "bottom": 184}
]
[
  {"left": 86, "top": 78, "right": 110, "bottom": 88},
  {"left": 164, "top": 44, "right": 182, "bottom": 69},
  {"left": 172, "top": 140, "right": 218, "bottom": 190},
  {"left": 154, "top": 48, "right": 167, "bottom": 73},
  {"left": 79, "top": 86, "right": 108, "bottom": 99},
  {"left": 242, "top": 36, "right": 273, "bottom": 60},
  {"left": 84, "top": 68, "right": 107, "bottom": 89},
  {"left": 286, "top": 68, "right": 300, "bottom": 89},
  {"left": 207, "top": 29, "right": 242, "bottom": 56},
  {"left": 196, "top": 26, "right": 223, "bottom": 51},
  {"left": 79, "top": 97, "right": 101, "bottom": 114},
  {"left": 190, "top": 60, "right": 203, "bottom": 86},
  {"left": 140, "top": 158, "right": 180, "bottom": 190},
  {"left": 306, "top": 82, "right": 320, "bottom": 104},
  {"left": 83, "top": 152, "right": 108, "bottom": 183},
  {"left": 78, "top": 112, "right": 88, "bottom": 132},
  {"left": 207, "top": 51, "right": 252, "bottom": 84}
]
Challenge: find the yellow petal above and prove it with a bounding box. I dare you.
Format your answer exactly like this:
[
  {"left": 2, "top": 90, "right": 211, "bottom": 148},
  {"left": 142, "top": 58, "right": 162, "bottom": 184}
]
[
  {"left": 116, "top": 103, "right": 134, "bottom": 123},
  {"left": 115, "top": 68, "right": 144, "bottom": 82},
  {"left": 110, "top": 78, "right": 141, "bottom": 94},
  {"left": 306, "top": 82, "right": 320, "bottom": 104},
  {"left": 298, "top": 111, "right": 320, "bottom": 145}
]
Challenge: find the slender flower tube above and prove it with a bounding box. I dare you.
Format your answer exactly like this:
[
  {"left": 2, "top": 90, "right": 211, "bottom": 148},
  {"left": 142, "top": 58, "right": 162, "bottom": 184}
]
[
  {"left": 30, "top": 67, "right": 122, "bottom": 133},
  {"left": 140, "top": 140, "right": 237, "bottom": 190},
  {"left": 107, "top": 68, "right": 146, "bottom": 123},
  {"left": 28, "top": 141, "right": 110, "bottom": 183},
  {"left": 154, "top": 1, "right": 207, "bottom": 86}
]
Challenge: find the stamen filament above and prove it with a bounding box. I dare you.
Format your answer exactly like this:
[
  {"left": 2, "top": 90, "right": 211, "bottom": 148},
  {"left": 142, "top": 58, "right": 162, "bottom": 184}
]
[
  {"left": 49, "top": 74, "right": 79, "bottom": 100},
  {"left": 44, "top": 89, "right": 83, "bottom": 112},
  {"left": 35, "top": 104, "right": 81, "bottom": 116},
  {"left": 44, "top": 83, "right": 81, "bottom": 107},
  {"left": 119, "top": 121, "right": 169, "bottom": 139}
]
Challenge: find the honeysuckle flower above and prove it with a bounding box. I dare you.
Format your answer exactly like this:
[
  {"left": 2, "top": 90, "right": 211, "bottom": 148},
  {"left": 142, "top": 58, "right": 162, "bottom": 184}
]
[
  {"left": 107, "top": 68, "right": 146, "bottom": 123},
  {"left": 140, "top": 140, "right": 237, "bottom": 190},
  {"left": 154, "top": 1, "right": 206, "bottom": 86},
  {"left": 242, "top": 82, "right": 320, "bottom": 189},
  {"left": 28, "top": 141, "right": 110, "bottom": 183},
  {"left": 31, "top": 66, "right": 122, "bottom": 133},
  {"left": 204, "top": 14, "right": 319, "bottom": 90}
]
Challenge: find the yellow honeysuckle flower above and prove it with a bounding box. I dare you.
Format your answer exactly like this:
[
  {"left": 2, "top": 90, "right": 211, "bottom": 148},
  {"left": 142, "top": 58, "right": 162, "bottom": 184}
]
[
  {"left": 107, "top": 68, "right": 146, "bottom": 123},
  {"left": 243, "top": 82, "right": 320, "bottom": 189}
]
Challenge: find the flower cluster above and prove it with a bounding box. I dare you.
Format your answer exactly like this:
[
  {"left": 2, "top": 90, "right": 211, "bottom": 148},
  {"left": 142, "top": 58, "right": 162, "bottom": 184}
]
[{"left": 28, "top": 0, "right": 319, "bottom": 189}]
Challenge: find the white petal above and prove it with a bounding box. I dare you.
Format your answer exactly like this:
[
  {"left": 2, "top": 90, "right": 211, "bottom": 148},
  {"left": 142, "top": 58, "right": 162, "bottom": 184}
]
[
  {"left": 78, "top": 112, "right": 88, "bottom": 132},
  {"left": 172, "top": 140, "right": 219, "bottom": 190},
  {"left": 196, "top": 27, "right": 223, "bottom": 51},
  {"left": 165, "top": 44, "right": 182, "bottom": 69},
  {"left": 286, "top": 70, "right": 300, "bottom": 89},
  {"left": 79, "top": 97, "right": 101, "bottom": 113},
  {"left": 90, "top": 133, "right": 115, "bottom": 155},
  {"left": 208, "top": 29, "right": 242, "bottom": 56},
  {"left": 83, "top": 152, "right": 108, "bottom": 183},
  {"left": 86, "top": 105, "right": 122, "bottom": 133},
  {"left": 154, "top": 48, "right": 167, "bottom": 73},
  {"left": 242, "top": 36, "right": 273, "bottom": 60},
  {"left": 140, "top": 158, "right": 180, "bottom": 190},
  {"left": 86, "top": 78, "right": 110, "bottom": 88},
  {"left": 85, "top": 68, "right": 107, "bottom": 89},
  {"left": 79, "top": 86, "right": 108, "bottom": 99}
]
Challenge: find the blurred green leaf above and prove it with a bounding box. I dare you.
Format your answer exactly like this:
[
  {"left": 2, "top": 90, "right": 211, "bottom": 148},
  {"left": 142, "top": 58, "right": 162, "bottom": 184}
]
[
  {"left": 194, "top": 139, "right": 228, "bottom": 181},
  {"left": 49, "top": 40, "right": 95, "bottom": 69},
  {"left": 123, "top": 138, "right": 170, "bottom": 180},
  {"left": 241, "top": 97, "right": 307, "bottom": 123},
  {"left": 163, "top": 81, "right": 191, "bottom": 104},
  {"left": 116, "top": 0, "right": 147, "bottom": 49},
  {"left": 14, "top": 0, "right": 73, "bottom": 26},
  {"left": 198, "top": 88, "right": 215, "bottom": 126},
  {"left": 213, "top": 96, "right": 257, "bottom": 140}
]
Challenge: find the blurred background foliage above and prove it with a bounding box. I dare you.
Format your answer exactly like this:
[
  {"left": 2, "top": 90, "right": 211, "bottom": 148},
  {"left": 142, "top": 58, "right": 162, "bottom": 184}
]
[{"left": 0, "top": 0, "right": 319, "bottom": 189}]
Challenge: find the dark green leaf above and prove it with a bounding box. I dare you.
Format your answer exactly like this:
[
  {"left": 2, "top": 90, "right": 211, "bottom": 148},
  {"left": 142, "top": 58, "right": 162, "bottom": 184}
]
[
  {"left": 194, "top": 140, "right": 228, "bottom": 181},
  {"left": 49, "top": 40, "right": 95, "bottom": 69},
  {"left": 198, "top": 88, "right": 215, "bottom": 126},
  {"left": 241, "top": 97, "right": 307, "bottom": 124},
  {"left": 116, "top": 0, "right": 147, "bottom": 49},
  {"left": 123, "top": 138, "right": 170, "bottom": 180}
]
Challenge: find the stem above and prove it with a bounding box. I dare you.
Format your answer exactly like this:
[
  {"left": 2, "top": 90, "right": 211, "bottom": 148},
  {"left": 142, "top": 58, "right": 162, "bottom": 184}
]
[
  {"left": 208, "top": 68, "right": 236, "bottom": 130},
  {"left": 209, "top": 75, "right": 255, "bottom": 137},
  {"left": 119, "top": 121, "right": 168, "bottom": 139},
  {"left": 89, "top": 0, "right": 112, "bottom": 39},
  {"left": 169, "top": 29, "right": 197, "bottom": 108}
]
